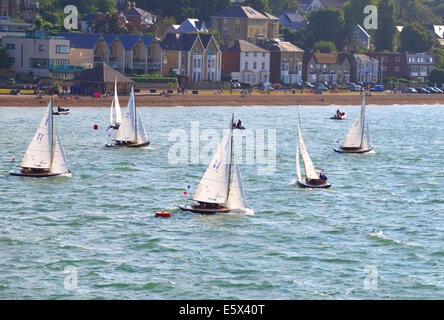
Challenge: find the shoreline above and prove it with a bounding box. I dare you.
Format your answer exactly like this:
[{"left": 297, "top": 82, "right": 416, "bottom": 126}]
[{"left": 0, "top": 92, "right": 443, "bottom": 107}]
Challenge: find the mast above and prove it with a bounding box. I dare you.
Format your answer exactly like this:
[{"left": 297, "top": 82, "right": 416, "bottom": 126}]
[
  {"left": 133, "top": 86, "right": 137, "bottom": 142},
  {"left": 360, "top": 95, "right": 366, "bottom": 148},
  {"left": 226, "top": 113, "right": 234, "bottom": 204},
  {"left": 50, "top": 98, "right": 54, "bottom": 169}
]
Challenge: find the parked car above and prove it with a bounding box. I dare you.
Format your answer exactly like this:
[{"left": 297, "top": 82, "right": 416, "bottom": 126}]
[
  {"left": 350, "top": 84, "right": 363, "bottom": 92},
  {"left": 259, "top": 84, "right": 274, "bottom": 91},
  {"left": 425, "top": 86, "right": 439, "bottom": 93},
  {"left": 272, "top": 83, "right": 283, "bottom": 90},
  {"left": 404, "top": 87, "right": 417, "bottom": 93},
  {"left": 316, "top": 84, "right": 328, "bottom": 91},
  {"left": 230, "top": 81, "right": 241, "bottom": 89},
  {"left": 7, "top": 78, "right": 15, "bottom": 85},
  {"left": 304, "top": 82, "right": 315, "bottom": 89},
  {"left": 416, "top": 87, "right": 430, "bottom": 94},
  {"left": 370, "top": 85, "right": 384, "bottom": 92},
  {"left": 432, "top": 87, "right": 443, "bottom": 93}
]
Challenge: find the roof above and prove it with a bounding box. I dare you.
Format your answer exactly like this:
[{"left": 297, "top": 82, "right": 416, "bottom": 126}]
[
  {"left": 212, "top": 6, "right": 275, "bottom": 20},
  {"left": 311, "top": 53, "right": 349, "bottom": 64},
  {"left": 352, "top": 54, "right": 375, "bottom": 62},
  {"left": 127, "top": 7, "right": 154, "bottom": 18},
  {"left": 222, "top": 40, "right": 268, "bottom": 53},
  {"left": 199, "top": 34, "right": 214, "bottom": 48},
  {"left": 160, "top": 33, "right": 201, "bottom": 51},
  {"left": 74, "top": 63, "right": 133, "bottom": 83},
  {"left": 58, "top": 32, "right": 102, "bottom": 49},
  {"left": 80, "top": 13, "right": 99, "bottom": 22},
  {"left": 353, "top": 24, "right": 370, "bottom": 39},
  {"left": 268, "top": 41, "right": 304, "bottom": 52},
  {"left": 277, "top": 10, "right": 306, "bottom": 24},
  {"left": 58, "top": 32, "right": 155, "bottom": 50},
  {"left": 177, "top": 18, "right": 208, "bottom": 33},
  {"left": 178, "top": 33, "right": 200, "bottom": 51}
]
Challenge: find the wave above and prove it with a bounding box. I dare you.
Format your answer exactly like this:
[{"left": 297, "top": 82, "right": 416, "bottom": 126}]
[{"left": 369, "top": 230, "right": 423, "bottom": 248}]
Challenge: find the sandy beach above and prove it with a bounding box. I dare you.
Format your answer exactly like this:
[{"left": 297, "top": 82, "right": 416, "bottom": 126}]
[{"left": 0, "top": 92, "right": 443, "bottom": 107}]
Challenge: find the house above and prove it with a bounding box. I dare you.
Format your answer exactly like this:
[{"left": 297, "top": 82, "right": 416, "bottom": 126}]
[
  {"left": 262, "top": 41, "right": 304, "bottom": 84},
  {"left": 78, "top": 13, "right": 100, "bottom": 33},
  {"left": 221, "top": 40, "right": 270, "bottom": 85},
  {"left": 350, "top": 54, "right": 378, "bottom": 84},
  {"left": 3, "top": 30, "right": 85, "bottom": 80},
  {"left": 303, "top": 52, "right": 351, "bottom": 84},
  {"left": 275, "top": 10, "right": 307, "bottom": 31},
  {"left": 0, "top": 0, "right": 39, "bottom": 22},
  {"left": 160, "top": 33, "right": 222, "bottom": 81},
  {"left": 211, "top": 6, "right": 280, "bottom": 45},
  {"left": 126, "top": 6, "right": 156, "bottom": 27},
  {"left": 74, "top": 62, "right": 134, "bottom": 95},
  {"left": 176, "top": 19, "right": 208, "bottom": 34},
  {"left": 367, "top": 52, "right": 409, "bottom": 82},
  {"left": 0, "top": 16, "right": 31, "bottom": 32},
  {"left": 59, "top": 32, "right": 162, "bottom": 74},
  {"left": 352, "top": 24, "right": 370, "bottom": 49},
  {"left": 406, "top": 53, "right": 435, "bottom": 82}
]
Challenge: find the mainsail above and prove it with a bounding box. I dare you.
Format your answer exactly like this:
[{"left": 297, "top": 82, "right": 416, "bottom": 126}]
[
  {"left": 51, "top": 131, "right": 70, "bottom": 174},
  {"left": 136, "top": 112, "right": 149, "bottom": 144},
  {"left": 114, "top": 86, "right": 137, "bottom": 142},
  {"left": 227, "top": 163, "right": 247, "bottom": 209},
  {"left": 297, "top": 121, "right": 319, "bottom": 180},
  {"left": 110, "top": 78, "right": 122, "bottom": 127},
  {"left": 342, "top": 95, "right": 366, "bottom": 148},
  {"left": 20, "top": 100, "right": 53, "bottom": 169},
  {"left": 192, "top": 117, "right": 233, "bottom": 204},
  {"left": 361, "top": 121, "right": 372, "bottom": 150}
]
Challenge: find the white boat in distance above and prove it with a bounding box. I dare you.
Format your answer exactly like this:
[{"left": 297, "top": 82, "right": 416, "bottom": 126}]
[{"left": 10, "top": 99, "right": 71, "bottom": 177}]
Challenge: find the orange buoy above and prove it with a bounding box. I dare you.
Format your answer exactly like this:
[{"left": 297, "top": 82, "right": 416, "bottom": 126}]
[{"left": 155, "top": 211, "right": 171, "bottom": 217}]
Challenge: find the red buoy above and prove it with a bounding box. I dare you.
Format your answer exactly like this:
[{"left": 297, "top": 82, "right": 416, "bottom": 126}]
[
  {"left": 94, "top": 124, "right": 98, "bottom": 130},
  {"left": 155, "top": 211, "right": 171, "bottom": 218}
]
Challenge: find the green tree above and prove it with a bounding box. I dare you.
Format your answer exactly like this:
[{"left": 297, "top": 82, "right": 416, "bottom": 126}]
[
  {"left": 269, "top": 0, "right": 300, "bottom": 13},
  {"left": 400, "top": 0, "right": 441, "bottom": 25},
  {"left": 304, "top": 8, "right": 345, "bottom": 50},
  {"left": 343, "top": 0, "right": 375, "bottom": 35},
  {"left": 428, "top": 68, "right": 444, "bottom": 85},
  {"left": 400, "top": 23, "right": 434, "bottom": 53},
  {"left": 244, "top": 0, "right": 270, "bottom": 12},
  {"left": 313, "top": 40, "right": 337, "bottom": 53},
  {"left": 0, "top": 47, "right": 13, "bottom": 69},
  {"left": 373, "top": 0, "right": 396, "bottom": 52}
]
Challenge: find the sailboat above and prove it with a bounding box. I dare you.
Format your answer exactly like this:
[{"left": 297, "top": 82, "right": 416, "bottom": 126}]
[
  {"left": 106, "top": 85, "right": 150, "bottom": 148},
  {"left": 334, "top": 95, "right": 373, "bottom": 154},
  {"left": 10, "top": 99, "right": 71, "bottom": 177},
  {"left": 296, "top": 115, "right": 331, "bottom": 188},
  {"left": 109, "top": 77, "right": 122, "bottom": 129},
  {"left": 179, "top": 115, "right": 251, "bottom": 214}
]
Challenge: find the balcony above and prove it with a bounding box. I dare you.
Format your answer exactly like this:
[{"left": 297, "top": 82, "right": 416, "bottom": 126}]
[
  {"left": 48, "top": 64, "right": 89, "bottom": 73},
  {"left": 133, "top": 62, "right": 146, "bottom": 70},
  {"left": 147, "top": 63, "right": 161, "bottom": 71}
]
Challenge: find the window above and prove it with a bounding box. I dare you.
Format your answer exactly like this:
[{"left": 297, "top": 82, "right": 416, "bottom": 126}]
[
  {"left": 262, "top": 62, "right": 265, "bottom": 70},
  {"left": 253, "top": 62, "right": 257, "bottom": 69},
  {"left": 262, "top": 52, "right": 265, "bottom": 57},
  {"left": 245, "top": 61, "right": 248, "bottom": 70},
  {"left": 39, "top": 44, "right": 46, "bottom": 51},
  {"left": 395, "top": 66, "right": 400, "bottom": 72},
  {"left": 56, "top": 45, "right": 70, "bottom": 54},
  {"left": 245, "top": 52, "right": 249, "bottom": 57},
  {"left": 235, "top": 27, "right": 240, "bottom": 34},
  {"left": 5, "top": 43, "right": 14, "bottom": 49},
  {"left": 395, "top": 56, "right": 400, "bottom": 62},
  {"left": 254, "top": 52, "right": 257, "bottom": 57},
  {"left": 195, "top": 47, "right": 199, "bottom": 54}
]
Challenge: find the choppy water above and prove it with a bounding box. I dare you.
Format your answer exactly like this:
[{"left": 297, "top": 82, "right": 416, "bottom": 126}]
[{"left": 0, "top": 104, "right": 443, "bottom": 299}]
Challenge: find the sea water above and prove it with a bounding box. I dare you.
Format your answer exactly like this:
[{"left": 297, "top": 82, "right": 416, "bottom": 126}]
[{"left": 0, "top": 104, "right": 443, "bottom": 299}]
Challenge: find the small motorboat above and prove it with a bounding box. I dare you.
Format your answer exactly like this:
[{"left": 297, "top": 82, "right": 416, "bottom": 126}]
[
  {"left": 331, "top": 112, "right": 346, "bottom": 120},
  {"left": 53, "top": 107, "right": 70, "bottom": 115}
]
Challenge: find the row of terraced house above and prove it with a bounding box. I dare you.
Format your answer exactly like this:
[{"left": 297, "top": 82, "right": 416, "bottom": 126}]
[{"left": 0, "top": 4, "right": 437, "bottom": 85}]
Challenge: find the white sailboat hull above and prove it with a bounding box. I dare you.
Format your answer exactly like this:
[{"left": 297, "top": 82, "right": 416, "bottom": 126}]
[{"left": 9, "top": 170, "right": 70, "bottom": 177}]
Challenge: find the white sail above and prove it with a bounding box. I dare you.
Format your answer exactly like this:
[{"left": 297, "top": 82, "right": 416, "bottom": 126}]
[
  {"left": 109, "top": 98, "right": 115, "bottom": 127},
  {"left": 342, "top": 96, "right": 366, "bottom": 148},
  {"left": 20, "top": 100, "right": 53, "bottom": 169},
  {"left": 114, "top": 86, "right": 136, "bottom": 142},
  {"left": 296, "top": 143, "right": 302, "bottom": 182},
  {"left": 51, "top": 131, "right": 70, "bottom": 174},
  {"left": 192, "top": 118, "right": 233, "bottom": 204},
  {"left": 298, "top": 121, "right": 318, "bottom": 180},
  {"left": 227, "top": 163, "right": 247, "bottom": 209},
  {"left": 136, "top": 112, "right": 149, "bottom": 144},
  {"left": 362, "top": 121, "right": 372, "bottom": 150},
  {"left": 114, "top": 78, "right": 122, "bottom": 126}
]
